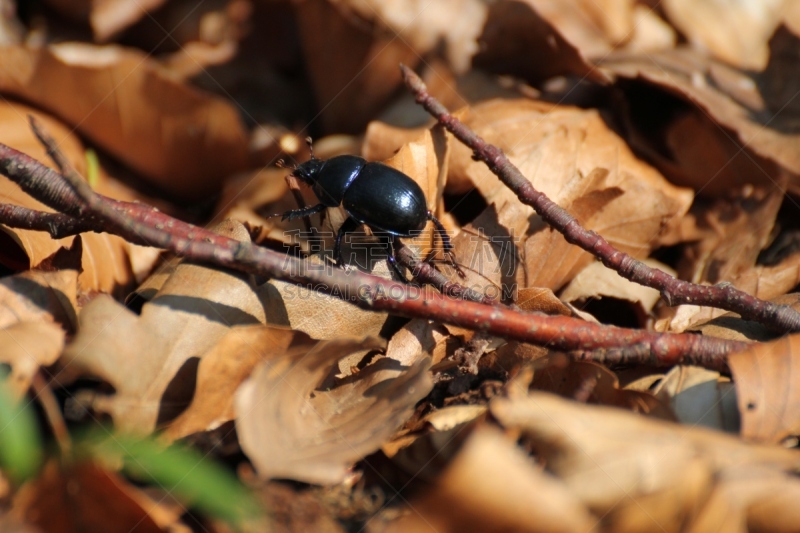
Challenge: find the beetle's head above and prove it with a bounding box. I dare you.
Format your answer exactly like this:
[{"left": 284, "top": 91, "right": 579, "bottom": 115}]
[{"left": 291, "top": 158, "right": 325, "bottom": 185}]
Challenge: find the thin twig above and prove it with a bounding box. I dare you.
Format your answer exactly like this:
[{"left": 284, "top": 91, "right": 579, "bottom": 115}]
[
  {"left": 400, "top": 65, "right": 800, "bottom": 334},
  {"left": 0, "top": 204, "right": 93, "bottom": 239}
]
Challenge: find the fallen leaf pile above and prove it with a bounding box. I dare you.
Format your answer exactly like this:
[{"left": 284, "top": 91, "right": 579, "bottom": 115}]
[{"left": 1, "top": 1, "right": 800, "bottom": 531}]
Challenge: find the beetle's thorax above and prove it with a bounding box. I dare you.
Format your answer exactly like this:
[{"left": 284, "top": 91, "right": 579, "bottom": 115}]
[{"left": 292, "top": 158, "right": 325, "bottom": 185}]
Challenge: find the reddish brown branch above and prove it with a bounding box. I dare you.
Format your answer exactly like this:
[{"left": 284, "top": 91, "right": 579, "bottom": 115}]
[
  {"left": 0, "top": 204, "right": 92, "bottom": 239},
  {"left": 400, "top": 65, "right": 800, "bottom": 334},
  {"left": 0, "top": 118, "right": 751, "bottom": 370}
]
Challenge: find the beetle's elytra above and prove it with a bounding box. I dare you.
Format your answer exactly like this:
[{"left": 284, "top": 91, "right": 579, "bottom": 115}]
[{"left": 279, "top": 152, "right": 461, "bottom": 279}]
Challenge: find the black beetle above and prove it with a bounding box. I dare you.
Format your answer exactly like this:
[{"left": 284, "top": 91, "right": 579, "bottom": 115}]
[{"left": 278, "top": 148, "right": 461, "bottom": 278}]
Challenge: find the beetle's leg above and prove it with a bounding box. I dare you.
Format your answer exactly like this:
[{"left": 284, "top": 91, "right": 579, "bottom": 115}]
[
  {"left": 278, "top": 203, "right": 326, "bottom": 221},
  {"left": 385, "top": 236, "right": 407, "bottom": 281},
  {"left": 333, "top": 217, "right": 360, "bottom": 266},
  {"left": 427, "top": 212, "right": 466, "bottom": 278}
]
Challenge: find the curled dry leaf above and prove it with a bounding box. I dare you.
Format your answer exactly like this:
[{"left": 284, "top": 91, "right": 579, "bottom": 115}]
[
  {"left": 0, "top": 269, "right": 77, "bottom": 399},
  {"left": 161, "top": 325, "right": 309, "bottom": 443},
  {"left": 447, "top": 98, "right": 692, "bottom": 291},
  {"left": 728, "top": 335, "right": 800, "bottom": 443},
  {"left": 490, "top": 392, "right": 800, "bottom": 523},
  {"left": 601, "top": 41, "right": 800, "bottom": 196},
  {"left": 62, "top": 221, "right": 269, "bottom": 434},
  {"left": 236, "top": 336, "right": 433, "bottom": 485},
  {"left": 385, "top": 426, "right": 597, "bottom": 533},
  {"left": 0, "top": 43, "right": 249, "bottom": 200}
]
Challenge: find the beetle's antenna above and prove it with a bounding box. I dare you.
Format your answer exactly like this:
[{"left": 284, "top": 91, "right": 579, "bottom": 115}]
[{"left": 305, "top": 136, "right": 315, "bottom": 160}]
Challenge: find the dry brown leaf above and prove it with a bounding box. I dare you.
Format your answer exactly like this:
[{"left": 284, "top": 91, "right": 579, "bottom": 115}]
[
  {"left": 90, "top": 0, "right": 169, "bottom": 42},
  {"left": 387, "top": 319, "right": 450, "bottom": 367},
  {"left": 235, "top": 336, "right": 433, "bottom": 485},
  {"left": 264, "top": 266, "right": 390, "bottom": 340},
  {"left": 522, "top": 0, "right": 637, "bottom": 54},
  {"left": 516, "top": 287, "right": 573, "bottom": 316},
  {"left": 532, "top": 361, "right": 673, "bottom": 418},
  {"left": 447, "top": 98, "right": 692, "bottom": 291},
  {"left": 384, "top": 426, "right": 597, "bottom": 533},
  {"left": 293, "top": 0, "right": 419, "bottom": 133},
  {"left": 490, "top": 391, "right": 800, "bottom": 520},
  {"left": 339, "top": 0, "right": 487, "bottom": 74},
  {"left": 677, "top": 185, "right": 785, "bottom": 286},
  {"left": 382, "top": 125, "right": 450, "bottom": 260},
  {"left": 161, "top": 326, "right": 309, "bottom": 443},
  {"left": 61, "top": 221, "right": 269, "bottom": 434},
  {"left": 11, "top": 461, "right": 180, "bottom": 533},
  {"left": 686, "top": 466, "right": 800, "bottom": 533},
  {"left": 0, "top": 322, "right": 64, "bottom": 401},
  {"left": 0, "top": 103, "right": 143, "bottom": 295},
  {"left": 479, "top": 342, "right": 552, "bottom": 375},
  {"left": 473, "top": 0, "right": 673, "bottom": 86},
  {"left": 383, "top": 403, "right": 486, "bottom": 481},
  {"left": 0, "top": 43, "right": 249, "bottom": 200},
  {"left": 473, "top": 0, "right": 610, "bottom": 85},
  {"left": 362, "top": 122, "right": 430, "bottom": 164},
  {"left": 728, "top": 335, "right": 800, "bottom": 443},
  {"left": 0, "top": 269, "right": 77, "bottom": 331},
  {"left": 735, "top": 257, "right": 800, "bottom": 302},
  {"left": 658, "top": 266, "right": 800, "bottom": 335},
  {"left": 0, "top": 269, "right": 77, "bottom": 399},
  {"left": 662, "top": 0, "right": 789, "bottom": 70},
  {"left": 623, "top": 5, "right": 677, "bottom": 53},
  {"left": 652, "top": 366, "right": 739, "bottom": 432},
  {"left": 601, "top": 45, "right": 800, "bottom": 196},
  {"left": 560, "top": 259, "right": 668, "bottom": 313}
]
